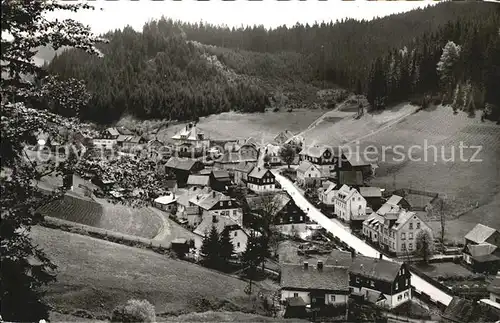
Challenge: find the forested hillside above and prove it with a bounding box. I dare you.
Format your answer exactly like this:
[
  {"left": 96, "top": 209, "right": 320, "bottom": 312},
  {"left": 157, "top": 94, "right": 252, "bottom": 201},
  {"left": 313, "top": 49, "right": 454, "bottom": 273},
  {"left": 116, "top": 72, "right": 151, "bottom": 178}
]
[{"left": 46, "top": 1, "right": 500, "bottom": 123}]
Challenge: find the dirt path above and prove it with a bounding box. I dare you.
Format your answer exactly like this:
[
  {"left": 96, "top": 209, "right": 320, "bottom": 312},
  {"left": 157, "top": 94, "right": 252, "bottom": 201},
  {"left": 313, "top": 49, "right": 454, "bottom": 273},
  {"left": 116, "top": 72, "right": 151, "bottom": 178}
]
[{"left": 149, "top": 206, "right": 172, "bottom": 241}]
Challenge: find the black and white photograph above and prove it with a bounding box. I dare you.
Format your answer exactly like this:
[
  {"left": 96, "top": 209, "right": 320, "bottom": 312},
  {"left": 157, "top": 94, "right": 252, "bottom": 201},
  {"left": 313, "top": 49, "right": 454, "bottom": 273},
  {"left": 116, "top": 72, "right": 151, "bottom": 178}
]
[{"left": 1, "top": 0, "right": 500, "bottom": 322}]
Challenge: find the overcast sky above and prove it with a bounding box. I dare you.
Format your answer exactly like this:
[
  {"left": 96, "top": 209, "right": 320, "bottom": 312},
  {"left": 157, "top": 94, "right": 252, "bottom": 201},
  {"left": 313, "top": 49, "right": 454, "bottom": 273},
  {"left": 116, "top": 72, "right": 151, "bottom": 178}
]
[{"left": 48, "top": 0, "right": 437, "bottom": 34}]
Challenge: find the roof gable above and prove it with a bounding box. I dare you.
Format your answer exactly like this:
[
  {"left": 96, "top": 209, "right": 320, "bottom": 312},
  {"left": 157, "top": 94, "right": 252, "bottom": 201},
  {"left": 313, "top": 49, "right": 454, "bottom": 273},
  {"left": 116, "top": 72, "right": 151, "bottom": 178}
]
[
  {"left": 281, "top": 263, "right": 349, "bottom": 291},
  {"left": 465, "top": 224, "right": 498, "bottom": 244},
  {"left": 349, "top": 255, "right": 402, "bottom": 283}
]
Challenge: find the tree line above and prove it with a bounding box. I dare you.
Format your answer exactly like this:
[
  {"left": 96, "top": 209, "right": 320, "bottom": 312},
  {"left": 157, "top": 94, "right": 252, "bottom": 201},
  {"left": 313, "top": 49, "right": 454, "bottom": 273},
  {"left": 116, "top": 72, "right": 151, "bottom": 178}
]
[{"left": 47, "top": 1, "right": 500, "bottom": 123}]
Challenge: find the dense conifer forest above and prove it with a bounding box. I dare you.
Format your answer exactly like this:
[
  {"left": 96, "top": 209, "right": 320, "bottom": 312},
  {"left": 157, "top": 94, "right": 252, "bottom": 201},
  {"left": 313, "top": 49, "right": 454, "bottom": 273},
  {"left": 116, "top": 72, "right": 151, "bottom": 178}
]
[{"left": 46, "top": 1, "right": 500, "bottom": 123}]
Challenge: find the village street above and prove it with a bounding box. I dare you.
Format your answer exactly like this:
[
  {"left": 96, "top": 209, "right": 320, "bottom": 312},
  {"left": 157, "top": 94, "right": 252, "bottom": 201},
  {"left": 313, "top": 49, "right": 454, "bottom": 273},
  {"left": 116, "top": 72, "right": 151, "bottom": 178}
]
[{"left": 273, "top": 172, "right": 454, "bottom": 307}]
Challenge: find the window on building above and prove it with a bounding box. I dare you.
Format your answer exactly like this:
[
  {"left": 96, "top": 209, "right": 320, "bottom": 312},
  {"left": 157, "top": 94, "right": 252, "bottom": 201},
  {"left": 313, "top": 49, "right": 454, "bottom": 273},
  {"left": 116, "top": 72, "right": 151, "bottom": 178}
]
[
  {"left": 294, "top": 293, "right": 299, "bottom": 298},
  {"left": 356, "top": 277, "right": 360, "bottom": 284},
  {"left": 405, "top": 279, "right": 409, "bottom": 286},
  {"left": 409, "top": 232, "right": 413, "bottom": 240},
  {"left": 409, "top": 222, "right": 413, "bottom": 230},
  {"left": 370, "top": 281, "right": 375, "bottom": 287},
  {"left": 408, "top": 243, "right": 413, "bottom": 250},
  {"left": 237, "top": 242, "right": 240, "bottom": 248},
  {"left": 299, "top": 216, "right": 303, "bottom": 221},
  {"left": 402, "top": 243, "right": 406, "bottom": 250},
  {"left": 289, "top": 216, "right": 293, "bottom": 222},
  {"left": 228, "top": 201, "right": 232, "bottom": 206},
  {"left": 330, "top": 295, "right": 336, "bottom": 302},
  {"left": 404, "top": 292, "right": 408, "bottom": 298},
  {"left": 233, "top": 210, "right": 237, "bottom": 216},
  {"left": 234, "top": 231, "right": 238, "bottom": 237},
  {"left": 395, "top": 282, "right": 399, "bottom": 290},
  {"left": 398, "top": 295, "right": 402, "bottom": 301},
  {"left": 220, "top": 202, "right": 223, "bottom": 207},
  {"left": 401, "top": 233, "right": 406, "bottom": 240},
  {"left": 417, "top": 222, "right": 420, "bottom": 229}
]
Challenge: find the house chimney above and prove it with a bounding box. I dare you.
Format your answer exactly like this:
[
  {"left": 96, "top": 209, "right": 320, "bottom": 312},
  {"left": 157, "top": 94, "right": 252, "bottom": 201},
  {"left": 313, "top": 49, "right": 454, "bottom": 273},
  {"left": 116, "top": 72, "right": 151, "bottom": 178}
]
[
  {"left": 303, "top": 261, "right": 309, "bottom": 270},
  {"left": 212, "top": 191, "right": 216, "bottom": 198},
  {"left": 379, "top": 253, "right": 383, "bottom": 260},
  {"left": 317, "top": 260, "right": 324, "bottom": 271},
  {"left": 351, "top": 249, "right": 356, "bottom": 259}
]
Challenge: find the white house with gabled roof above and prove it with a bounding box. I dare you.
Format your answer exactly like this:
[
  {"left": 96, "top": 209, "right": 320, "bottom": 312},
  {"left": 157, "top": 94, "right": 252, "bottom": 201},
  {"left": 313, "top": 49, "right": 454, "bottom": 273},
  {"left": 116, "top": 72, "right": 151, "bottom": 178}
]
[{"left": 334, "top": 184, "right": 367, "bottom": 223}]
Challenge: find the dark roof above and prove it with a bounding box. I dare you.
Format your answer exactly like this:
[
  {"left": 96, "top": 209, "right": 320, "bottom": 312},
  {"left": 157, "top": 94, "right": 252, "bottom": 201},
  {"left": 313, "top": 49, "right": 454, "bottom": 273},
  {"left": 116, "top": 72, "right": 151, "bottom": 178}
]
[
  {"left": 248, "top": 166, "right": 273, "bottom": 179},
  {"left": 349, "top": 255, "right": 402, "bottom": 283},
  {"left": 211, "top": 170, "right": 230, "bottom": 180},
  {"left": 166, "top": 157, "right": 199, "bottom": 171},
  {"left": 281, "top": 263, "right": 349, "bottom": 291},
  {"left": 442, "top": 296, "right": 500, "bottom": 323},
  {"left": 338, "top": 170, "right": 363, "bottom": 186},
  {"left": 324, "top": 249, "right": 354, "bottom": 267},
  {"left": 487, "top": 277, "right": 500, "bottom": 295}
]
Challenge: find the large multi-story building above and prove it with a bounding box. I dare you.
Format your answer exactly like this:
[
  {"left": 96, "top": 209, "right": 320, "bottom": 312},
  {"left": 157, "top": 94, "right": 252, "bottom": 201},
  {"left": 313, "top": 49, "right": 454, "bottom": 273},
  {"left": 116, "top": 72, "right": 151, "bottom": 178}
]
[
  {"left": 171, "top": 123, "right": 210, "bottom": 151},
  {"left": 363, "top": 207, "right": 433, "bottom": 256}
]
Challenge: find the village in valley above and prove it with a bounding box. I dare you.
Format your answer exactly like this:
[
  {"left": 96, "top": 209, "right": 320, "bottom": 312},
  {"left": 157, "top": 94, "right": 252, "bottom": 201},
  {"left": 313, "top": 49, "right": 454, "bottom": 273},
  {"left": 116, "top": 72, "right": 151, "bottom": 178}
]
[
  {"left": 3, "top": 1, "right": 500, "bottom": 322},
  {"left": 32, "top": 117, "right": 500, "bottom": 322}
]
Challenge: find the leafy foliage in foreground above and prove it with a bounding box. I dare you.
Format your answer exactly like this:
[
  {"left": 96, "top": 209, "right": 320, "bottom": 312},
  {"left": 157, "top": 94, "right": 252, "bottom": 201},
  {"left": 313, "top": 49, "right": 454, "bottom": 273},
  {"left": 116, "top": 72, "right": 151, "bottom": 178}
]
[{"left": 1, "top": 1, "right": 103, "bottom": 320}]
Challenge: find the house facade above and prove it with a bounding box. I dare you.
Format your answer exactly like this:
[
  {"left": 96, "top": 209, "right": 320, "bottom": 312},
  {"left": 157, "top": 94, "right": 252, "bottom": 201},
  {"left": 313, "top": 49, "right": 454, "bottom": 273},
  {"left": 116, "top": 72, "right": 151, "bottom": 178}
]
[
  {"left": 488, "top": 278, "right": 500, "bottom": 304},
  {"left": 209, "top": 170, "right": 233, "bottom": 192},
  {"left": 274, "top": 130, "right": 294, "bottom": 145},
  {"left": 318, "top": 181, "right": 340, "bottom": 207},
  {"left": 280, "top": 261, "right": 350, "bottom": 308},
  {"left": 247, "top": 167, "right": 276, "bottom": 193},
  {"left": 154, "top": 193, "right": 178, "bottom": 213},
  {"left": 165, "top": 157, "right": 205, "bottom": 187},
  {"left": 463, "top": 224, "right": 500, "bottom": 274},
  {"left": 92, "top": 127, "right": 120, "bottom": 149},
  {"left": 299, "top": 145, "right": 346, "bottom": 178},
  {"left": 230, "top": 162, "right": 254, "bottom": 185},
  {"left": 349, "top": 255, "right": 411, "bottom": 309},
  {"left": 334, "top": 184, "right": 367, "bottom": 223},
  {"left": 171, "top": 123, "right": 210, "bottom": 150},
  {"left": 377, "top": 209, "right": 433, "bottom": 256},
  {"left": 189, "top": 190, "right": 243, "bottom": 226},
  {"left": 296, "top": 160, "right": 322, "bottom": 187}
]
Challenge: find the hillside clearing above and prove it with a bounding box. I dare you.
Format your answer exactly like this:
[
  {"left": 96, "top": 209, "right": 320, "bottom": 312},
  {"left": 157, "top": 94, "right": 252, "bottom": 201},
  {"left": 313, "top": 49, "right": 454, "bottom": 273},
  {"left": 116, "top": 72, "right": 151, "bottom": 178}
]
[
  {"left": 302, "top": 102, "right": 417, "bottom": 146},
  {"left": 37, "top": 194, "right": 162, "bottom": 239},
  {"left": 152, "top": 109, "right": 325, "bottom": 143},
  {"left": 31, "top": 226, "right": 266, "bottom": 317}
]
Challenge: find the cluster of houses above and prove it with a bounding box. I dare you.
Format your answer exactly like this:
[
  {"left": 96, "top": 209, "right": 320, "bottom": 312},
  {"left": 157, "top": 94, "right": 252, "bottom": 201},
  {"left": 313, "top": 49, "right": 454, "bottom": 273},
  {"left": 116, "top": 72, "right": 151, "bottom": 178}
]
[
  {"left": 280, "top": 249, "right": 412, "bottom": 315},
  {"left": 90, "top": 122, "right": 500, "bottom": 318}
]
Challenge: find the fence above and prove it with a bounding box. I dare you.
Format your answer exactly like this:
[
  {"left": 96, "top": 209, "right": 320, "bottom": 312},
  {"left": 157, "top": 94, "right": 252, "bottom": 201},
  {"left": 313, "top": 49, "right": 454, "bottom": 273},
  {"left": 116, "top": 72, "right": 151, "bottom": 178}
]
[{"left": 42, "top": 216, "right": 172, "bottom": 254}]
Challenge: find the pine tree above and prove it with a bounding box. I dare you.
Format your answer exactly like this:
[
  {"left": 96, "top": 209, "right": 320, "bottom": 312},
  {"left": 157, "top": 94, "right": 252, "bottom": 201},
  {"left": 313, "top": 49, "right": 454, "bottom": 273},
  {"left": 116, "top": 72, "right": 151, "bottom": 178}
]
[
  {"left": 200, "top": 226, "right": 221, "bottom": 269},
  {"left": 219, "top": 229, "right": 235, "bottom": 266},
  {"left": 436, "top": 40, "right": 462, "bottom": 98}
]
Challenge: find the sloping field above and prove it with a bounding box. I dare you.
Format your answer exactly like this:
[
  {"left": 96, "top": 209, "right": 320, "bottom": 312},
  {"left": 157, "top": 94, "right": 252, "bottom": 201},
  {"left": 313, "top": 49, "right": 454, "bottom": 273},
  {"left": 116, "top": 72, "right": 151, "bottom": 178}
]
[
  {"left": 37, "top": 194, "right": 162, "bottom": 239},
  {"left": 302, "top": 102, "right": 417, "bottom": 146},
  {"left": 31, "top": 226, "right": 257, "bottom": 317},
  {"left": 356, "top": 106, "right": 500, "bottom": 232},
  {"left": 156, "top": 109, "right": 325, "bottom": 143}
]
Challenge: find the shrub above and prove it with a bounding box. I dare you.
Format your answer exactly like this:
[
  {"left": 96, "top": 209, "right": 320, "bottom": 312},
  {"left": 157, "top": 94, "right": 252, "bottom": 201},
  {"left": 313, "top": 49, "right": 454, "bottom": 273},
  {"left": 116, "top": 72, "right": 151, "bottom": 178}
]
[
  {"left": 111, "top": 299, "right": 156, "bottom": 322},
  {"left": 273, "top": 107, "right": 280, "bottom": 112}
]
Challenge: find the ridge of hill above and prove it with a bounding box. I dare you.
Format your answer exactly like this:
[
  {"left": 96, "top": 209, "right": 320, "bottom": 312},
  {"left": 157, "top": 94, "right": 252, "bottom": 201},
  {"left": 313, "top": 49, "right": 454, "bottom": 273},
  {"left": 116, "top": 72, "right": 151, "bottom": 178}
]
[{"left": 45, "top": 2, "right": 500, "bottom": 124}]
